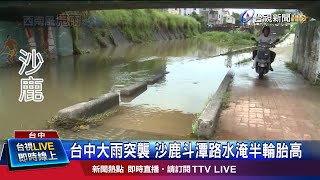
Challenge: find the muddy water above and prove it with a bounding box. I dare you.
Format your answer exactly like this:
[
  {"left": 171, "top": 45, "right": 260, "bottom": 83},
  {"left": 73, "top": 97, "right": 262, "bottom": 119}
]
[{"left": 0, "top": 38, "right": 250, "bottom": 140}]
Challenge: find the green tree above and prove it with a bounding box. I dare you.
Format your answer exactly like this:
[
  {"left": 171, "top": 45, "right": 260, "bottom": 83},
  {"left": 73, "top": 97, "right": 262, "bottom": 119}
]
[
  {"left": 190, "top": 12, "right": 205, "bottom": 28},
  {"left": 232, "top": 12, "right": 241, "bottom": 26}
]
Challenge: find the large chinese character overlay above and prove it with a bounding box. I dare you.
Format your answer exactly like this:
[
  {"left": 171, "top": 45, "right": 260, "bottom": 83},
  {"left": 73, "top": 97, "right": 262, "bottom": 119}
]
[
  {"left": 18, "top": 49, "right": 44, "bottom": 102},
  {"left": 19, "top": 76, "right": 44, "bottom": 102}
]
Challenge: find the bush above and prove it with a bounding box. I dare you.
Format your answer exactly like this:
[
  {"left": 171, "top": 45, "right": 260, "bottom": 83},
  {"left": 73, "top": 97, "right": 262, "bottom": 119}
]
[
  {"left": 290, "top": 23, "right": 297, "bottom": 33},
  {"left": 285, "top": 62, "right": 298, "bottom": 71},
  {"left": 199, "top": 30, "right": 255, "bottom": 47}
]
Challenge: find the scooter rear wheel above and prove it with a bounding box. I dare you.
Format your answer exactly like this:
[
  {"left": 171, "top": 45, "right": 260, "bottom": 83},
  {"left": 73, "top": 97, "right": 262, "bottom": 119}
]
[{"left": 259, "top": 73, "right": 263, "bottom": 79}]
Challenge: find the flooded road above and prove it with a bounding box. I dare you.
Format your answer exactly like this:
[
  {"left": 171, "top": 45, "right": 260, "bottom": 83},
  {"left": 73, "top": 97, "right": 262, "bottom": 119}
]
[
  {"left": 215, "top": 35, "right": 320, "bottom": 140},
  {"left": 0, "top": 38, "right": 250, "bottom": 140}
]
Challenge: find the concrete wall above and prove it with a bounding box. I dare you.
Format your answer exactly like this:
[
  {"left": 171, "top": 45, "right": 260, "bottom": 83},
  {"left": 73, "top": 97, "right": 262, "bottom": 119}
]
[
  {"left": 0, "top": 20, "right": 73, "bottom": 66},
  {"left": 53, "top": 27, "right": 74, "bottom": 56},
  {"left": 292, "top": 21, "right": 320, "bottom": 81},
  {"left": 165, "top": 8, "right": 180, "bottom": 15},
  {"left": 318, "top": 29, "right": 320, "bottom": 75},
  {"left": 75, "top": 25, "right": 189, "bottom": 52},
  {"left": 208, "top": 9, "right": 224, "bottom": 25},
  {"left": 0, "top": 21, "right": 27, "bottom": 66},
  {"left": 225, "top": 16, "right": 235, "bottom": 24}
]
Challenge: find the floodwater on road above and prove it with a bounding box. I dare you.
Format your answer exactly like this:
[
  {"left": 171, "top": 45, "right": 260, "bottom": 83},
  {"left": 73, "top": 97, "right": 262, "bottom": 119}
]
[
  {"left": 214, "top": 35, "right": 320, "bottom": 140},
  {"left": 0, "top": 38, "right": 251, "bottom": 140}
]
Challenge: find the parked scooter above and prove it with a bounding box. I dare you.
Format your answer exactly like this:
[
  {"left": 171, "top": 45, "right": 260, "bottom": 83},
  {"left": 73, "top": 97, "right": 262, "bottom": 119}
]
[{"left": 251, "top": 37, "right": 280, "bottom": 79}]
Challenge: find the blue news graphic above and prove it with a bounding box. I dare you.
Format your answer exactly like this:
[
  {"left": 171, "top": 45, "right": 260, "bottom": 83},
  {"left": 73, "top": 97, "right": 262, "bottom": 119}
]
[
  {"left": 62, "top": 140, "right": 320, "bottom": 160},
  {"left": 7, "top": 138, "right": 69, "bottom": 169},
  {"left": 240, "top": 9, "right": 255, "bottom": 24}
]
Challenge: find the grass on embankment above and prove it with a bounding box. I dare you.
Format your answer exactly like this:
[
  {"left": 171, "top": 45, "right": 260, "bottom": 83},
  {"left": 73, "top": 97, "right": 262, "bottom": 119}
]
[
  {"left": 198, "top": 30, "right": 255, "bottom": 48},
  {"left": 94, "top": 9, "right": 201, "bottom": 43},
  {"left": 221, "top": 91, "right": 231, "bottom": 109},
  {"left": 285, "top": 61, "right": 299, "bottom": 71}
]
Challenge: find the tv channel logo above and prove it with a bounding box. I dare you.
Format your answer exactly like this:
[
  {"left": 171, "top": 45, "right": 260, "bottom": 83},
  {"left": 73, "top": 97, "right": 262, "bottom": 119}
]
[{"left": 240, "top": 9, "right": 255, "bottom": 24}]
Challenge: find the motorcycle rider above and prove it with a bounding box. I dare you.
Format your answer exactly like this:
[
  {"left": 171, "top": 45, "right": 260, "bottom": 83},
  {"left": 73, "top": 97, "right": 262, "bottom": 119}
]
[{"left": 252, "top": 26, "right": 276, "bottom": 71}]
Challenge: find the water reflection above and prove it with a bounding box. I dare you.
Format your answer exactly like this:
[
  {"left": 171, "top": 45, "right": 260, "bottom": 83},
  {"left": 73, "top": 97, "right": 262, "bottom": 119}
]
[
  {"left": 127, "top": 56, "right": 230, "bottom": 114},
  {"left": 95, "top": 38, "right": 229, "bottom": 61}
]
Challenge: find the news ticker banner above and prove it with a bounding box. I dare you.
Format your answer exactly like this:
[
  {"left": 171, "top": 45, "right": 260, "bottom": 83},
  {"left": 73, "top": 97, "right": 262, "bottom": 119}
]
[{"left": 0, "top": 130, "right": 320, "bottom": 176}]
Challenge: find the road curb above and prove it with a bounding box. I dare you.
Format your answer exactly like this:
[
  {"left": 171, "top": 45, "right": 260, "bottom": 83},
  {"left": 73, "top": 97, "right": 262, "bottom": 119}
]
[
  {"left": 120, "top": 82, "right": 148, "bottom": 96},
  {"left": 194, "top": 70, "right": 234, "bottom": 138},
  {"left": 147, "top": 71, "right": 168, "bottom": 84},
  {"left": 53, "top": 93, "right": 119, "bottom": 127},
  {"left": 120, "top": 71, "right": 169, "bottom": 97},
  {"left": 52, "top": 71, "right": 169, "bottom": 127}
]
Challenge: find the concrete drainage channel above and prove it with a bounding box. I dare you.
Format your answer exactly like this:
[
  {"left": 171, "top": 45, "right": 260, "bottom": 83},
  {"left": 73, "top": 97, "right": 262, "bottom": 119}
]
[{"left": 50, "top": 71, "right": 169, "bottom": 128}]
